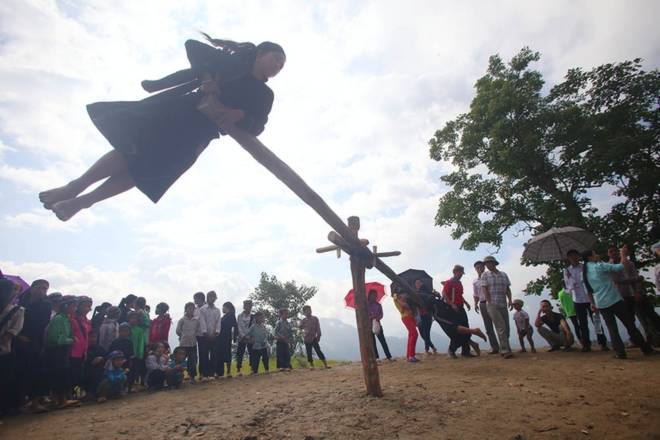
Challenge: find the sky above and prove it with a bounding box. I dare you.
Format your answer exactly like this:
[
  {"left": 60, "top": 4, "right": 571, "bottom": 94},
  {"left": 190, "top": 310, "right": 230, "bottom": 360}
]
[{"left": 1, "top": 0, "right": 659, "bottom": 357}]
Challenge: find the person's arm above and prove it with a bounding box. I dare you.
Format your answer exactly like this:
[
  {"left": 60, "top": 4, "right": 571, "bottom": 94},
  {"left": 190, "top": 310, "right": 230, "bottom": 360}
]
[
  {"left": 463, "top": 298, "right": 471, "bottom": 311},
  {"left": 176, "top": 319, "right": 183, "bottom": 337},
  {"left": 232, "top": 317, "right": 239, "bottom": 344},
  {"left": 316, "top": 317, "right": 322, "bottom": 341},
  {"left": 235, "top": 87, "right": 274, "bottom": 136},
  {"left": 506, "top": 287, "right": 513, "bottom": 310},
  {"left": 534, "top": 310, "right": 544, "bottom": 328},
  {"left": 524, "top": 316, "right": 531, "bottom": 332}
]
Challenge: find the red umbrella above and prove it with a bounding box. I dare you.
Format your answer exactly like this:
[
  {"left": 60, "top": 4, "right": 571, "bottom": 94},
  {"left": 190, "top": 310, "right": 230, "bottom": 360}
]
[{"left": 344, "top": 282, "right": 386, "bottom": 309}]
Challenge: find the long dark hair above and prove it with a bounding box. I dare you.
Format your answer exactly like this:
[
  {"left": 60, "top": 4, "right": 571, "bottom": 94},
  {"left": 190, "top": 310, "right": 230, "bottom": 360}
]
[
  {"left": 223, "top": 301, "right": 236, "bottom": 315},
  {"left": 581, "top": 250, "right": 594, "bottom": 294},
  {"left": 200, "top": 32, "right": 285, "bottom": 58}
]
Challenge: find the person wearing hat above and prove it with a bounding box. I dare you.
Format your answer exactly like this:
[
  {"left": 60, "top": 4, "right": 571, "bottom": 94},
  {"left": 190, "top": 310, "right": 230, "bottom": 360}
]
[
  {"left": 512, "top": 299, "right": 536, "bottom": 353},
  {"left": 108, "top": 322, "right": 135, "bottom": 390},
  {"left": 44, "top": 295, "right": 79, "bottom": 409},
  {"left": 534, "top": 299, "right": 574, "bottom": 351},
  {"left": 442, "top": 265, "right": 473, "bottom": 357},
  {"left": 97, "top": 350, "right": 127, "bottom": 402},
  {"left": 482, "top": 256, "right": 514, "bottom": 359},
  {"left": 472, "top": 261, "right": 500, "bottom": 354}
]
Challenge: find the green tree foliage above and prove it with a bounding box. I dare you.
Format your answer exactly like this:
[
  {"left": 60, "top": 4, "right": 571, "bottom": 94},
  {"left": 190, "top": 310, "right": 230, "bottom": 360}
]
[
  {"left": 429, "top": 48, "right": 659, "bottom": 295},
  {"left": 248, "top": 272, "right": 318, "bottom": 348}
]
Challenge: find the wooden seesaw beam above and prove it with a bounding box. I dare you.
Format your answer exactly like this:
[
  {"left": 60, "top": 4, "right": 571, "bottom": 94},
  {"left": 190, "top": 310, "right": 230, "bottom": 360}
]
[{"left": 226, "top": 126, "right": 423, "bottom": 305}]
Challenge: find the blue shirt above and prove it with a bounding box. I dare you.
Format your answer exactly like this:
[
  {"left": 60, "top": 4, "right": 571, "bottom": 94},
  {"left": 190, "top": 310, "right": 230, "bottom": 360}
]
[{"left": 585, "top": 262, "right": 624, "bottom": 309}]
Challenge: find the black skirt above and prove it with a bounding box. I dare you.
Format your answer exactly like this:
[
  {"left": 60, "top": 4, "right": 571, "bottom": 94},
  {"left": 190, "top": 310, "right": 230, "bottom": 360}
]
[{"left": 86, "top": 93, "right": 219, "bottom": 203}]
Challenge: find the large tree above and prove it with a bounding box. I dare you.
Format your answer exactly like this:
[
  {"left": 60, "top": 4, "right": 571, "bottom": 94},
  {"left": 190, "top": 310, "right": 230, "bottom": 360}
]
[
  {"left": 429, "top": 48, "right": 659, "bottom": 295},
  {"left": 248, "top": 272, "right": 318, "bottom": 350}
]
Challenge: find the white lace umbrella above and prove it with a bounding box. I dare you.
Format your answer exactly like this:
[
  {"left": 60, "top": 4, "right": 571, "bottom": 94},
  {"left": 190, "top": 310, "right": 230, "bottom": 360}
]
[{"left": 522, "top": 226, "right": 597, "bottom": 263}]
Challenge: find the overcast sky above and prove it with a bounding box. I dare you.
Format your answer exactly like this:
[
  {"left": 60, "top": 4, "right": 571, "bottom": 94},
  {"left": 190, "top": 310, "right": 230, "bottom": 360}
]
[{"left": 1, "top": 0, "right": 659, "bottom": 347}]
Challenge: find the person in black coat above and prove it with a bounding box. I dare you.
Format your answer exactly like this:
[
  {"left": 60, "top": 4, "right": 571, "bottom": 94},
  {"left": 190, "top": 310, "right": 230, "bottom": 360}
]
[
  {"left": 15, "top": 279, "right": 51, "bottom": 412},
  {"left": 39, "top": 34, "right": 286, "bottom": 221},
  {"left": 217, "top": 302, "right": 238, "bottom": 377}
]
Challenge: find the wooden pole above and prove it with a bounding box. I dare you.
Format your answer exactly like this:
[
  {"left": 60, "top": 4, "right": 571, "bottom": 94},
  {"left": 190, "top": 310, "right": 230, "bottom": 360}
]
[{"left": 350, "top": 255, "right": 383, "bottom": 397}]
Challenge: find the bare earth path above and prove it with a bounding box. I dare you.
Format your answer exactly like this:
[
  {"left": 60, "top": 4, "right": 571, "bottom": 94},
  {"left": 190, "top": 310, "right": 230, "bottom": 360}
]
[{"left": 1, "top": 350, "right": 659, "bottom": 440}]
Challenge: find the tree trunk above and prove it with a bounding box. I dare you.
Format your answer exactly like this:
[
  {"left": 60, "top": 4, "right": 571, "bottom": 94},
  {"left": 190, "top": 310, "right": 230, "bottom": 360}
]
[{"left": 350, "top": 256, "right": 383, "bottom": 397}]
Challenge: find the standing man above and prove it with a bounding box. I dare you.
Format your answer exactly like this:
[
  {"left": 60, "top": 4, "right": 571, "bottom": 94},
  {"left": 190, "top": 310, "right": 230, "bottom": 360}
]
[
  {"left": 564, "top": 249, "right": 603, "bottom": 351},
  {"left": 235, "top": 300, "right": 255, "bottom": 376},
  {"left": 482, "top": 256, "right": 514, "bottom": 359},
  {"left": 442, "top": 265, "right": 472, "bottom": 357},
  {"left": 198, "top": 291, "right": 221, "bottom": 380},
  {"left": 535, "top": 300, "right": 574, "bottom": 351},
  {"left": 473, "top": 261, "right": 499, "bottom": 354}
]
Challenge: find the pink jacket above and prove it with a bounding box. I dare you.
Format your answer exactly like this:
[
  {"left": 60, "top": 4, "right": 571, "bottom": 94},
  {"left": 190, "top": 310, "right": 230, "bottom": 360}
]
[{"left": 69, "top": 315, "right": 91, "bottom": 359}]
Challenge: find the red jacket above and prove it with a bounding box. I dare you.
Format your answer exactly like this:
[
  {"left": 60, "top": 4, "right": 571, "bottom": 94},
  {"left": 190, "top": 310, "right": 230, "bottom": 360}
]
[
  {"left": 442, "top": 278, "right": 465, "bottom": 306},
  {"left": 149, "top": 314, "right": 172, "bottom": 344}
]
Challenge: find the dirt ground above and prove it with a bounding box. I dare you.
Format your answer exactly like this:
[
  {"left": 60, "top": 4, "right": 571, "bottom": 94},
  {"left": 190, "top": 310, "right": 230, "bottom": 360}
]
[{"left": 1, "top": 349, "right": 659, "bottom": 440}]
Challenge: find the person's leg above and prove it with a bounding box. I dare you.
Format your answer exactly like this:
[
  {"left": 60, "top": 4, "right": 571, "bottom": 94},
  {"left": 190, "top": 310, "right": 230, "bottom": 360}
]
[
  {"left": 276, "top": 341, "right": 284, "bottom": 369},
  {"left": 600, "top": 305, "right": 625, "bottom": 357},
  {"left": 262, "top": 349, "right": 269, "bottom": 372},
  {"left": 422, "top": 314, "right": 435, "bottom": 351},
  {"left": 635, "top": 296, "right": 660, "bottom": 346},
  {"left": 312, "top": 340, "right": 327, "bottom": 365},
  {"left": 457, "top": 307, "right": 471, "bottom": 354},
  {"left": 575, "top": 302, "right": 592, "bottom": 350},
  {"left": 402, "top": 316, "right": 418, "bottom": 359},
  {"left": 570, "top": 315, "right": 582, "bottom": 342},
  {"left": 487, "top": 304, "right": 511, "bottom": 355},
  {"left": 376, "top": 327, "right": 393, "bottom": 359},
  {"left": 518, "top": 331, "right": 526, "bottom": 352},
  {"left": 526, "top": 329, "right": 536, "bottom": 352},
  {"left": 236, "top": 341, "right": 247, "bottom": 373},
  {"left": 305, "top": 342, "right": 314, "bottom": 366},
  {"left": 417, "top": 318, "right": 429, "bottom": 352},
  {"left": 197, "top": 337, "right": 208, "bottom": 378},
  {"left": 537, "top": 326, "right": 561, "bottom": 349},
  {"left": 371, "top": 332, "right": 380, "bottom": 359},
  {"left": 612, "top": 300, "right": 653, "bottom": 354},
  {"left": 480, "top": 303, "right": 500, "bottom": 353},
  {"left": 185, "top": 347, "right": 197, "bottom": 381},
  {"left": 249, "top": 349, "right": 258, "bottom": 374},
  {"left": 40, "top": 150, "right": 130, "bottom": 205},
  {"left": 52, "top": 172, "right": 135, "bottom": 221}
]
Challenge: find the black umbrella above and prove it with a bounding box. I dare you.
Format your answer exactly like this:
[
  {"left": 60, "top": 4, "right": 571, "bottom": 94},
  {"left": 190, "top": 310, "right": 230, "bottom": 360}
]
[{"left": 396, "top": 268, "right": 434, "bottom": 292}]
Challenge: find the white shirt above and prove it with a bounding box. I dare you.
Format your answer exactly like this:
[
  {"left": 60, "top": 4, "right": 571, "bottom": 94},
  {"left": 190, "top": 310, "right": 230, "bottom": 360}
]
[
  {"left": 236, "top": 312, "right": 253, "bottom": 338},
  {"left": 198, "top": 304, "right": 221, "bottom": 335},
  {"left": 472, "top": 277, "right": 486, "bottom": 302},
  {"left": 563, "top": 264, "right": 590, "bottom": 304},
  {"left": 513, "top": 309, "right": 530, "bottom": 331}
]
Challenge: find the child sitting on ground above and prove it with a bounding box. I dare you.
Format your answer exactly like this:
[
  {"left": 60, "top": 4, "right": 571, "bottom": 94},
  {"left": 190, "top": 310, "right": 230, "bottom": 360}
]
[
  {"left": 145, "top": 342, "right": 169, "bottom": 390},
  {"left": 97, "top": 350, "right": 127, "bottom": 402},
  {"left": 513, "top": 299, "right": 536, "bottom": 353},
  {"left": 108, "top": 322, "right": 135, "bottom": 391},
  {"left": 299, "top": 305, "right": 329, "bottom": 369},
  {"left": 167, "top": 347, "right": 187, "bottom": 389},
  {"left": 246, "top": 311, "right": 269, "bottom": 374}
]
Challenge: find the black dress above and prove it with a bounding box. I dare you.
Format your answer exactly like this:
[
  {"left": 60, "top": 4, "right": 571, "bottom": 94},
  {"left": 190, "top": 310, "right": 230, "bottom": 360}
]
[
  {"left": 86, "top": 40, "right": 274, "bottom": 203},
  {"left": 217, "top": 313, "right": 237, "bottom": 364}
]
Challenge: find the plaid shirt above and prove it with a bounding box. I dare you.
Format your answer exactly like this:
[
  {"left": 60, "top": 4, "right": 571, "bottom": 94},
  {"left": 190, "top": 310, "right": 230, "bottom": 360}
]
[{"left": 482, "top": 270, "right": 511, "bottom": 306}]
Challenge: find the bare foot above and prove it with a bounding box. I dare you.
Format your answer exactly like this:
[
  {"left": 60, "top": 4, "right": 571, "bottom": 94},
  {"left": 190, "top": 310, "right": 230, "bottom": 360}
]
[
  {"left": 474, "top": 328, "right": 487, "bottom": 341},
  {"left": 52, "top": 198, "right": 88, "bottom": 221},
  {"left": 39, "top": 182, "right": 82, "bottom": 206}
]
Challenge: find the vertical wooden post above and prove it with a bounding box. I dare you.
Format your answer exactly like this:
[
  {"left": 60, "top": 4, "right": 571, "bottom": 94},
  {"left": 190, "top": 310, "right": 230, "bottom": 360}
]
[{"left": 348, "top": 217, "right": 383, "bottom": 397}]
